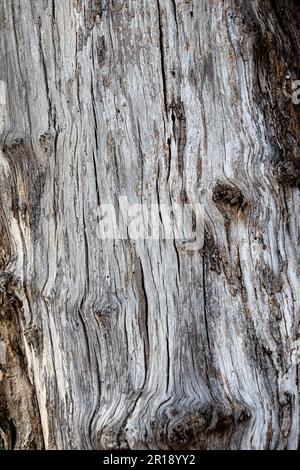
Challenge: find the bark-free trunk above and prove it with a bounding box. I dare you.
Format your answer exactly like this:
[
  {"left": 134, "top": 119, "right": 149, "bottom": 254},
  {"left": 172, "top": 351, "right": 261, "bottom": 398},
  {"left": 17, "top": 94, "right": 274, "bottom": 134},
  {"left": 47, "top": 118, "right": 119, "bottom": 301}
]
[{"left": 0, "top": 0, "right": 300, "bottom": 450}]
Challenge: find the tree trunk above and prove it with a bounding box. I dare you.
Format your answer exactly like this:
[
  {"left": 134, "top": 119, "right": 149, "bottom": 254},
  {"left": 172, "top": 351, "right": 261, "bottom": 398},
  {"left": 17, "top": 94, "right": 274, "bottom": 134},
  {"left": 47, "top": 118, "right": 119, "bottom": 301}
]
[{"left": 0, "top": 0, "right": 300, "bottom": 450}]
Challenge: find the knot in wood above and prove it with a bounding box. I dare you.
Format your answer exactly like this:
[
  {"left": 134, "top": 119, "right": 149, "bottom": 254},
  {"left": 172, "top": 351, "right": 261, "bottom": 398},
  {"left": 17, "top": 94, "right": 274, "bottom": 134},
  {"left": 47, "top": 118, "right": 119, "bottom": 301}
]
[
  {"left": 212, "top": 181, "right": 244, "bottom": 208},
  {"left": 275, "top": 158, "right": 300, "bottom": 187}
]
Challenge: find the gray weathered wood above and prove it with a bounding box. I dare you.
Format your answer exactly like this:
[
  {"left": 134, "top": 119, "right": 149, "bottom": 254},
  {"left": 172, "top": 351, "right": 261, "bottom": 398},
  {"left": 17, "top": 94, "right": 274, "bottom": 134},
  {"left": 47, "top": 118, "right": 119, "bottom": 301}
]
[{"left": 0, "top": 0, "right": 300, "bottom": 449}]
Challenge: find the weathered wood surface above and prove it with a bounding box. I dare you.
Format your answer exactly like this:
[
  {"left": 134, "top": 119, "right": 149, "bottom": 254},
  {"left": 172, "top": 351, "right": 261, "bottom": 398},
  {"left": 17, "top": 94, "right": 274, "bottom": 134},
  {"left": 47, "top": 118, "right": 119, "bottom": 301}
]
[{"left": 0, "top": 0, "right": 300, "bottom": 449}]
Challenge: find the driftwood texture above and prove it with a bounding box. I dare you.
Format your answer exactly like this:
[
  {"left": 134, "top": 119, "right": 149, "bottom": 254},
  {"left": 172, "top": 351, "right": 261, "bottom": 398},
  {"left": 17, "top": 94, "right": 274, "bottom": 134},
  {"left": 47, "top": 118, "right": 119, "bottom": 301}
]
[{"left": 0, "top": 0, "right": 300, "bottom": 450}]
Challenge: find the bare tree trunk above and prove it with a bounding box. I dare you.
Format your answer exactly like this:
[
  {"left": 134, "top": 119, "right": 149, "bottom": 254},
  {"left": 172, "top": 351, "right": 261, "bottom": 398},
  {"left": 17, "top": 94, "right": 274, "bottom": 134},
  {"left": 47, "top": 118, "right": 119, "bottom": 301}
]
[{"left": 0, "top": 0, "right": 300, "bottom": 450}]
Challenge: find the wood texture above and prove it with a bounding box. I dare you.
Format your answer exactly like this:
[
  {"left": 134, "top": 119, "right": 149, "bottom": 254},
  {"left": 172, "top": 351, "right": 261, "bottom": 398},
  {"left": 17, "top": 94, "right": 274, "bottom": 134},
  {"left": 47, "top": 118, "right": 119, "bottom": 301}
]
[{"left": 0, "top": 0, "right": 300, "bottom": 449}]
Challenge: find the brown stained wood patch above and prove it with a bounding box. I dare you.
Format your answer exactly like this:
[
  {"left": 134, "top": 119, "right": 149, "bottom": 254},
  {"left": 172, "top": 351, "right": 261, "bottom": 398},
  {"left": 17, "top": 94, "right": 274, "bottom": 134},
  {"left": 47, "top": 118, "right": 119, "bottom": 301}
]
[
  {"left": 0, "top": 220, "right": 10, "bottom": 272},
  {"left": 0, "top": 280, "right": 43, "bottom": 449}
]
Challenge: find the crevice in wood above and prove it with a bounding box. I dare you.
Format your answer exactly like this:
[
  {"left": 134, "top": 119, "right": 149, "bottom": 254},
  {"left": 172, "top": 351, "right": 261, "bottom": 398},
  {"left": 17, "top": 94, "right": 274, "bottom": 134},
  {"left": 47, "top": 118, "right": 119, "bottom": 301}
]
[{"left": 157, "top": 0, "right": 168, "bottom": 115}]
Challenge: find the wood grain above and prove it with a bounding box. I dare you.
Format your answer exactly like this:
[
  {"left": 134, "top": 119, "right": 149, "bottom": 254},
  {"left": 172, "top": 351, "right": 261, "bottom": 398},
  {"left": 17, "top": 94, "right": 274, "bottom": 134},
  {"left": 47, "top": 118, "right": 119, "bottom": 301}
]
[{"left": 0, "top": 0, "right": 299, "bottom": 449}]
